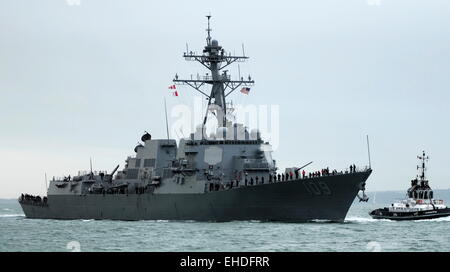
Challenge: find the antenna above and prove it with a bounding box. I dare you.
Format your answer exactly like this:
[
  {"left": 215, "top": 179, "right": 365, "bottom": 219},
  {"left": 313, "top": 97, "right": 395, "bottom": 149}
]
[
  {"left": 206, "top": 14, "right": 212, "bottom": 45},
  {"left": 44, "top": 173, "right": 48, "bottom": 194},
  {"left": 417, "top": 150, "right": 429, "bottom": 181},
  {"left": 242, "top": 43, "right": 246, "bottom": 57},
  {"left": 366, "top": 135, "right": 372, "bottom": 169},
  {"left": 90, "top": 157, "right": 93, "bottom": 174},
  {"left": 164, "top": 98, "right": 170, "bottom": 143},
  {"left": 238, "top": 64, "right": 241, "bottom": 80}
]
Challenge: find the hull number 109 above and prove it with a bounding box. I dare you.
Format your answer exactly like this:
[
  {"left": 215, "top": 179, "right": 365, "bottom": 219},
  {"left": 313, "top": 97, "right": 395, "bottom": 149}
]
[{"left": 304, "top": 181, "right": 332, "bottom": 196}]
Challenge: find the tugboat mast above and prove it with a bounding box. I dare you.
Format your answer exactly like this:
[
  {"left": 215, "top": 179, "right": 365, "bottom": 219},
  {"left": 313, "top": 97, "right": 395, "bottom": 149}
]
[
  {"left": 417, "top": 151, "right": 429, "bottom": 181},
  {"left": 173, "top": 15, "right": 254, "bottom": 129}
]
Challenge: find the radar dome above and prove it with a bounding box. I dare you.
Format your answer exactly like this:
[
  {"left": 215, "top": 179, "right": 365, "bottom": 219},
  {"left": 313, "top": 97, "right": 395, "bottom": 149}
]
[
  {"left": 134, "top": 144, "right": 144, "bottom": 153},
  {"left": 141, "top": 132, "right": 151, "bottom": 142}
]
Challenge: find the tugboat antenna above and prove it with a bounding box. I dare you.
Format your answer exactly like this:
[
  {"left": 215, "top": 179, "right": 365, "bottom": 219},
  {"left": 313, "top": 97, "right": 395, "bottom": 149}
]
[{"left": 417, "top": 150, "right": 429, "bottom": 181}]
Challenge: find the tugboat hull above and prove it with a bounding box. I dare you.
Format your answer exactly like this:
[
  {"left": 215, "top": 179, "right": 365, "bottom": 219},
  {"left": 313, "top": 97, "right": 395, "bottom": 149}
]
[
  {"left": 370, "top": 207, "right": 450, "bottom": 221},
  {"left": 20, "top": 171, "right": 371, "bottom": 222}
]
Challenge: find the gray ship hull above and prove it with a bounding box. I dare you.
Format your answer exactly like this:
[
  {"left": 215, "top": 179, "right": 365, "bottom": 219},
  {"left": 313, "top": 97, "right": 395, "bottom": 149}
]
[{"left": 20, "top": 170, "right": 371, "bottom": 222}]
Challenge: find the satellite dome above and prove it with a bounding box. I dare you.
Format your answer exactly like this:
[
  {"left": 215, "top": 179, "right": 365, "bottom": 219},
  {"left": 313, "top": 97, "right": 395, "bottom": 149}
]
[
  {"left": 134, "top": 144, "right": 144, "bottom": 153},
  {"left": 141, "top": 132, "right": 151, "bottom": 142},
  {"left": 211, "top": 39, "right": 219, "bottom": 46}
]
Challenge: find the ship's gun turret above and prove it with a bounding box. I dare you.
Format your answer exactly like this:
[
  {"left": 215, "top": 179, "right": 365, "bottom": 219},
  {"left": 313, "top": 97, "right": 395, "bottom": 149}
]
[
  {"left": 103, "top": 164, "right": 120, "bottom": 182},
  {"left": 294, "top": 161, "right": 314, "bottom": 174},
  {"left": 110, "top": 164, "right": 120, "bottom": 178}
]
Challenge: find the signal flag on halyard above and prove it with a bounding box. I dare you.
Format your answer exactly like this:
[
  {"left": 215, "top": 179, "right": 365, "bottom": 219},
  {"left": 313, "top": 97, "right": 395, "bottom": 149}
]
[
  {"left": 240, "top": 87, "right": 251, "bottom": 95},
  {"left": 168, "top": 84, "right": 178, "bottom": 97}
]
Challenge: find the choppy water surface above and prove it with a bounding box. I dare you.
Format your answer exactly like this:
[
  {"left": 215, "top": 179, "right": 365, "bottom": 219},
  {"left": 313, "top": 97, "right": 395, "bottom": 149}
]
[{"left": 1, "top": 199, "right": 449, "bottom": 252}]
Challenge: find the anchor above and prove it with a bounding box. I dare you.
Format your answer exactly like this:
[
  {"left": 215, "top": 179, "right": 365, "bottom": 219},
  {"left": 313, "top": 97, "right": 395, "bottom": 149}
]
[{"left": 357, "top": 182, "right": 369, "bottom": 202}]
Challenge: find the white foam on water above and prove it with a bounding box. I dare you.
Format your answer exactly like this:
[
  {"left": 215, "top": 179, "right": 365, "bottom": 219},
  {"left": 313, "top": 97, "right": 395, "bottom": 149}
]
[
  {"left": 2, "top": 208, "right": 12, "bottom": 211},
  {"left": 310, "top": 219, "right": 333, "bottom": 223},
  {"left": 412, "top": 216, "right": 450, "bottom": 223},
  {"left": 345, "top": 216, "right": 391, "bottom": 223},
  {"left": 0, "top": 214, "right": 25, "bottom": 218},
  {"left": 432, "top": 216, "right": 450, "bottom": 222},
  {"left": 347, "top": 215, "right": 450, "bottom": 223}
]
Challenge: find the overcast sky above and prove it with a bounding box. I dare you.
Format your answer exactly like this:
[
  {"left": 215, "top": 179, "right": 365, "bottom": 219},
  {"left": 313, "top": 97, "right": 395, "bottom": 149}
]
[{"left": 1, "top": 0, "right": 449, "bottom": 198}]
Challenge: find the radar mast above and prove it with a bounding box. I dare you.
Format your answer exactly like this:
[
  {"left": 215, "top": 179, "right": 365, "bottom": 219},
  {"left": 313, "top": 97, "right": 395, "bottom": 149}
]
[
  {"left": 417, "top": 151, "right": 429, "bottom": 181},
  {"left": 173, "top": 15, "right": 254, "bottom": 130}
]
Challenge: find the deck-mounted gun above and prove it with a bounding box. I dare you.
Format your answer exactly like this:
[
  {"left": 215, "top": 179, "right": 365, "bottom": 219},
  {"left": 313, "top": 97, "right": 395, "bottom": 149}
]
[
  {"left": 105, "top": 165, "right": 120, "bottom": 182},
  {"left": 294, "top": 161, "right": 313, "bottom": 174}
]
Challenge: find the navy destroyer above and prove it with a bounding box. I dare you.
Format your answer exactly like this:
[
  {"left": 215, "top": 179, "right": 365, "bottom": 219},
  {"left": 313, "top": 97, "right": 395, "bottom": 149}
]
[
  {"left": 370, "top": 151, "right": 450, "bottom": 220},
  {"left": 19, "top": 16, "right": 372, "bottom": 222}
]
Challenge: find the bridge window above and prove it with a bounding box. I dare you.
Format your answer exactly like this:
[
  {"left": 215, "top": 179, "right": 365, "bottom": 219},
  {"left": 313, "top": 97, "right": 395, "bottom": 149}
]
[
  {"left": 126, "top": 169, "right": 139, "bottom": 179},
  {"left": 135, "top": 159, "right": 141, "bottom": 168},
  {"left": 144, "top": 159, "right": 156, "bottom": 167}
]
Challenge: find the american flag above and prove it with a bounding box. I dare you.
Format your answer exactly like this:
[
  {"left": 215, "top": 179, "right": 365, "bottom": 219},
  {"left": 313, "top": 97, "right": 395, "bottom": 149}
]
[
  {"left": 240, "top": 87, "right": 250, "bottom": 95},
  {"left": 168, "top": 85, "right": 176, "bottom": 90},
  {"left": 172, "top": 91, "right": 179, "bottom": 97}
]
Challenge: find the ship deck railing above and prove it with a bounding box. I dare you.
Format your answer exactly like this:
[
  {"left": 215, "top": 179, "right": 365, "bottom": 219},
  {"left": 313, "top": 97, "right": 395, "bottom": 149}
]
[{"left": 208, "top": 166, "right": 371, "bottom": 192}]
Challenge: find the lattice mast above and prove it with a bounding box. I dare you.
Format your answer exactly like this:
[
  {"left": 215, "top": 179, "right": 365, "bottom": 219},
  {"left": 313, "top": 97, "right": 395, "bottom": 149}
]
[
  {"left": 417, "top": 151, "right": 429, "bottom": 181},
  {"left": 173, "top": 15, "right": 254, "bottom": 128}
]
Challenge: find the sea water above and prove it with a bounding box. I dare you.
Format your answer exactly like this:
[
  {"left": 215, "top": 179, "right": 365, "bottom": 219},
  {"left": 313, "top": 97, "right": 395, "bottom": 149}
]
[{"left": 0, "top": 194, "right": 449, "bottom": 252}]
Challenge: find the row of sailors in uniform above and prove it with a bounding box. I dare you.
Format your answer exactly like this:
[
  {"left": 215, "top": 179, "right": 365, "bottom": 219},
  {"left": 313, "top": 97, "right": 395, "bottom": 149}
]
[
  {"left": 245, "top": 167, "right": 346, "bottom": 184},
  {"left": 211, "top": 167, "right": 352, "bottom": 191},
  {"left": 20, "top": 194, "right": 48, "bottom": 205}
]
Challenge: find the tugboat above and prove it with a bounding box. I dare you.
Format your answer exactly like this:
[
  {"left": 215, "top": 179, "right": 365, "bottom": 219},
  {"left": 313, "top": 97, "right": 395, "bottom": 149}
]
[{"left": 370, "top": 151, "right": 450, "bottom": 221}]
